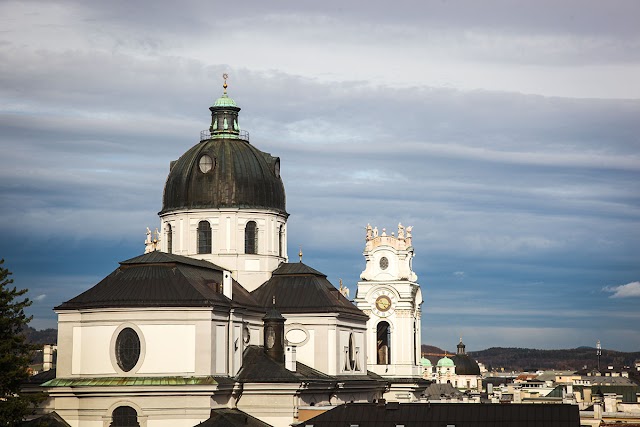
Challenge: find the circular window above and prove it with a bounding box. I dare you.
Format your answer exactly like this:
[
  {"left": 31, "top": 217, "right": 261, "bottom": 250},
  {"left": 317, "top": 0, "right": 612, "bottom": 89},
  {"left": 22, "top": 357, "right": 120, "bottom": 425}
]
[
  {"left": 199, "top": 155, "right": 214, "bottom": 173},
  {"left": 115, "top": 328, "right": 140, "bottom": 372},
  {"left": 380, "top": 257, "right": 389, "bottom": 270}
]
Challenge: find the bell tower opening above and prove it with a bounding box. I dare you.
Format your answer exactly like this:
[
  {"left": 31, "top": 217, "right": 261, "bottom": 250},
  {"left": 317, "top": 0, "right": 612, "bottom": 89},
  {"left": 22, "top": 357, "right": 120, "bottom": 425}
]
[{"left": 376, "top": 321, "right": 391, "bottom": 365}]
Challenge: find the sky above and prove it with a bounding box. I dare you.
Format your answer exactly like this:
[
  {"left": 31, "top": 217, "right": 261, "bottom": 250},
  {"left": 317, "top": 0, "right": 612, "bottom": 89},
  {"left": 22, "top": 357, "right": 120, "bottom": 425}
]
[{"left": 1, "top": 0, "right": 639, "bottom": 353}]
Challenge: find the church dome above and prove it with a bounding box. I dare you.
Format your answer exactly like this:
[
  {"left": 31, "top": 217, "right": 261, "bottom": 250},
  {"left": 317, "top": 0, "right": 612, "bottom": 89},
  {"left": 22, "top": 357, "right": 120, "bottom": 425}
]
[
  {"left": 451, "top": 338, "right": 480, "bottom": 375},
  {"left": 421, "top": 357, "right": 432, "bottom": 367},
  {"left": 437, "top": 356, "right": 455, "bottom": 367},
  {"left": 161, "top": 82, "right": 286, "bottom": 215}
]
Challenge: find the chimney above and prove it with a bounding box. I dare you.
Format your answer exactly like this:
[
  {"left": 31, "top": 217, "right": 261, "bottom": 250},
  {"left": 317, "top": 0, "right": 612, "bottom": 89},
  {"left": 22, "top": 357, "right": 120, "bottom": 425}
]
[
  {"left": 43, "top": 344, "right": 53, "bottom": 371},
  {"left": 285, "top": 345, "right": 297, "bottom": 371},
  {"left": 223, "top": 270, "right": 232, "bottom": 300},
  {"left": 604, "top": 393, "right": 618, "bottom": 413},
  {"left": 263, "top": 298, "right": 285, "bottom": 363}
]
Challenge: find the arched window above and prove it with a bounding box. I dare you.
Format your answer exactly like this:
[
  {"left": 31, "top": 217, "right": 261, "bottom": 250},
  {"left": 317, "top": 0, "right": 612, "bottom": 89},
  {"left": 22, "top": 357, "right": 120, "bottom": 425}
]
[
  {"left": 376, "top": 321, "right": 391, "bottom": 365},
  {"left": 197, "top": 221, "right": 211, "bottom": 254},
  {"left": 278, "top": 224, "right": 285, "bottom": 258},
  {"left": 111, "top": 406, "right": 139, "bottom": 427},
  {"left": 245, "top": 221, "right": 258, "bottom": 254},
  {"left": 166, "top": 224, "right": 172, "bottom": 254}
]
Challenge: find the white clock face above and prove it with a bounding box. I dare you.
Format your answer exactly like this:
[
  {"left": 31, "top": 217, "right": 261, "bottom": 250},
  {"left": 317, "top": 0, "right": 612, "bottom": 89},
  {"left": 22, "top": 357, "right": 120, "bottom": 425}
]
[{"left": 371, "top": 289, "right": 395, "bottom": 318}]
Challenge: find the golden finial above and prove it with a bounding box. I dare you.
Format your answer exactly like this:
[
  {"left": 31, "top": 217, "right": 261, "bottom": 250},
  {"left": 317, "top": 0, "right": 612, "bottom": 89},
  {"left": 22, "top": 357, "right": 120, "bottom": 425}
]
[
  {"left": 223, "top": 73, "right": 228, "bottom": 94},
  {"left": 298, "top": 246, "right": 303, "bottom": 262}
]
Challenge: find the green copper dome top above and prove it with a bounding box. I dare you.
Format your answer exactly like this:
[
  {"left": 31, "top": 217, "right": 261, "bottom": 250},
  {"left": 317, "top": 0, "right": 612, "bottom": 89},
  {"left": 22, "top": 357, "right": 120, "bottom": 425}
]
[
  {"left": 437, "top": 356, "right": 455, "bottom": 367},
  {"left": 213, "top": 93, "right": 237, "bottom": 107},
  {"left": 212, "top": 74, "right": 237, "bottom": 107},
  {"left": 421, "top": 357, "right": 432, "bottom": 367},
  {"left": 160, "top": 76, "right": 286, "bottom": 215}
]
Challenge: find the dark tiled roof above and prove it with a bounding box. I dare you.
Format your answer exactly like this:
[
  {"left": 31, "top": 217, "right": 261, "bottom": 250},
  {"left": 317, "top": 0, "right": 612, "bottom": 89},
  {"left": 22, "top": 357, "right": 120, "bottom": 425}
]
[
  {"left": 548, "top": 384, "right": 640, "bottom": 402},
  {"left": 195, "top": 408, "right": 274, "bottom": 427},
  {"left": 452, "top": 354, "right": 481, "bottom": 375},
  {"left": 56, "top": 252, "right": 261, "bottom": 310},
  {"left": 25, "top": 368, "right": 57, "bottom": 385},
  {"left": 21, "top": 412, "right": 70, "bottom": 427},
  {"left": 302, "top": 402, "right": 580, "bottom": 427},
  {"left": 236, "top": 346, "right": 333, "bottom": 383},
  {"left": 251, "top": 263, "right": 367, "bottom": 318},
  {"left": 236, "top": 346, "right": 384, "bottom": 387},
  {"left": 422, "top": 382, "right": 463, "bottom": 399}
]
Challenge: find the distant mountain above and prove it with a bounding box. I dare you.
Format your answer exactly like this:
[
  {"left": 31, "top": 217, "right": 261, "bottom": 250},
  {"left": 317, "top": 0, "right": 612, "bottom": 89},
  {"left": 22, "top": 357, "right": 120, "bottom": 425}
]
[
  {"left": 23, "top": 326, "right": 58, "bottom": 346},
  {"left": 468, "top": 347, "right": 639, "bottom": 371},
  {"left": 422, "top": 344, "right": 640, "bottom": 371}
]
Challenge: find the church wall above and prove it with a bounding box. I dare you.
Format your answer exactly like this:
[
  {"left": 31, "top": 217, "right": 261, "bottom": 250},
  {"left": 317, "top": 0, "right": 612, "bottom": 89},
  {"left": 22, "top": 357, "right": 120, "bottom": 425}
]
[
  {"left": 56, "top": 308, "right": 246, "bottom": 377},
  {"left": 160, "top": 208, "right": 287, "bottom": 291},
  {"left": 49, "top": 392, "right": 215, "bottom": 427},
  {"left": 282, "top": 314, "right": 368, "bottom": 376}
]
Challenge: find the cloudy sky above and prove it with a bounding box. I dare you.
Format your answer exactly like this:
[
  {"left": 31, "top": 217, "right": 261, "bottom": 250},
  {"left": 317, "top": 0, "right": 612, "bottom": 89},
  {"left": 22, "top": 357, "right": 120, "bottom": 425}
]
[{"left": 2, "top": 0, "right": 639, "bottom": 353}]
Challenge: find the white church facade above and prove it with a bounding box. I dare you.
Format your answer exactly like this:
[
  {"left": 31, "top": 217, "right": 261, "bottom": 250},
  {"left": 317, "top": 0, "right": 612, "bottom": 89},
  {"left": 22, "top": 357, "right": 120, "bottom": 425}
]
[{"left": 28, "top": 80, "right": 428, "bottom": 427}]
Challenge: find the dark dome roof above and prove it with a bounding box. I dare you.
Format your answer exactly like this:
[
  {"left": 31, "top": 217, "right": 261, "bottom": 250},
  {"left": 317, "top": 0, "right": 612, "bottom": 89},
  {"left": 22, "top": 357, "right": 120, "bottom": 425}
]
[
  {"left": 161, "top": 137, "right": 286, "bottom": 214},
  {"left": 452, "top": 354, "right": 481, "bottom": 376}
]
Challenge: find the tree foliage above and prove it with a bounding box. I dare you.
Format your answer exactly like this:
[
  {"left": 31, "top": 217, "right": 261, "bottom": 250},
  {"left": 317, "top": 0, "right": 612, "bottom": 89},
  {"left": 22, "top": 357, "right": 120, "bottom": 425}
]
[{"left": 0, "top": 259, "right": 43, "bottom": 425}]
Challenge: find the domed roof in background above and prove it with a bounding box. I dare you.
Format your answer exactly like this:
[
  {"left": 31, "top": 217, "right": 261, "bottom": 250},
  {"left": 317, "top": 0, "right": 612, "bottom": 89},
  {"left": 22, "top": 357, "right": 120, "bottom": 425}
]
[
  {"left": 452, "top": 339, "right": 481, "bottom": 375},
  {"left": 421, "top": 357, "right": 432, "bottom": 367},
  {"left": 452, "top": 354, "right": 481, "bottom": 375},
  {"left": 437, "top": 356, "right": 455, "bottom": 367},
  {"left": 161, "top": 83, "right": 286, "bottom": 215}
]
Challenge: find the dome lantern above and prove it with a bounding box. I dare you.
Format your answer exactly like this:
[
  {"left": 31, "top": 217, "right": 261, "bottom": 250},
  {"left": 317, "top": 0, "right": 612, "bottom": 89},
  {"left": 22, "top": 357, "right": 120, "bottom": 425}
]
[{"left": 208, "top": 73, "right": 241, "bottom": 139}]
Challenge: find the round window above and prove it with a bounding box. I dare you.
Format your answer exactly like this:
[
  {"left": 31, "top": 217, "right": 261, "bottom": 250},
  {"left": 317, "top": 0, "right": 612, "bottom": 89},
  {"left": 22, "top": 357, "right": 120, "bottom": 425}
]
[
  {"left": 380, "top": 256, "right": 389, "bottom": 270},
  {"left": 199, "top": 155, "right": 214, "bottom": 173},
  {"left": 115, "top": 327, "right": 140, "bottom": 372}
]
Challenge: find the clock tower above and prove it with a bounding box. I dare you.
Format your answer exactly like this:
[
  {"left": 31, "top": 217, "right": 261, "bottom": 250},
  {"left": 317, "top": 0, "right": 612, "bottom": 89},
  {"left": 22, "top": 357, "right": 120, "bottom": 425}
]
[{"left": 354, "top": 223, "right": 423, "bottom": 379}]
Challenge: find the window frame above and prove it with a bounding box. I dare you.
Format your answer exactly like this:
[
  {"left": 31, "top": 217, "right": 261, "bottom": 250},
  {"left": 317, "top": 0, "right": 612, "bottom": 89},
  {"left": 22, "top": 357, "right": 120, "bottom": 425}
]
[{"left": 197, "top": 220, "right": 212, "bottom": 254}]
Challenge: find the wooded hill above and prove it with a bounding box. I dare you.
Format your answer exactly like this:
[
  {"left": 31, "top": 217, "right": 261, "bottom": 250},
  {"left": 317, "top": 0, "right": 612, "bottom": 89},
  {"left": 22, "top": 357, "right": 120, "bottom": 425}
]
[{"left": 422, "top": 344, "right": 640, "bottom": 372}]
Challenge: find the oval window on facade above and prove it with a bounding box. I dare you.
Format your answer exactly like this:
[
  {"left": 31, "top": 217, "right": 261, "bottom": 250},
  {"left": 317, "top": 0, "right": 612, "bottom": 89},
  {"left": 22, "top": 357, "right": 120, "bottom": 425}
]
[
  {"left": 380, "top": 256, "right": 389, "bottom": 270},
  {"left": 115, "top": 327, "right": 141, "bottom": 372},
  {"left": 199, "top": 154, "right": 214, "bottom": 173},
  {"left": 348, "top": 332, "right": 356, "bottom": 370}
]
